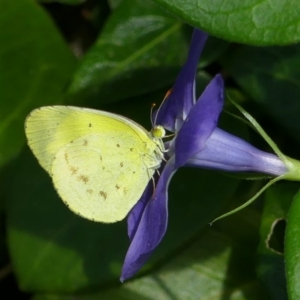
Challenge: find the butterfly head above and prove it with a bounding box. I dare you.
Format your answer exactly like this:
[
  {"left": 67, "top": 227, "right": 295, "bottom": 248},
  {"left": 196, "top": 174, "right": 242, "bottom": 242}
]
[{"left": 151, "top": 125, "right": 166, "bottom": 139}]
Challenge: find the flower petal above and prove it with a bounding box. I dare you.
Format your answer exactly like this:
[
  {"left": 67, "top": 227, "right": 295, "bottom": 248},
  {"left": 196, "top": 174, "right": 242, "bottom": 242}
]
[
  {"left": 120, "top": 159, "right": 176, "bottom": 282},
  {"left": 175, "top": 74, "right": 224, "bottom": 168},
  {"left": 186, "top": 128, "right": 288, "bottom": 176},
  {"left": 127, "top": 180, "right": 155, "bottom": 241},
  {"left": 155, "top": 29, "right": 209, "bottom": 132}
]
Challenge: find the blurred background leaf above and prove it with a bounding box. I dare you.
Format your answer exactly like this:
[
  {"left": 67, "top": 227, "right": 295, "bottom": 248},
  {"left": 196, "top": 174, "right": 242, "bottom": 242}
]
[
  {"left": 257, "top": 183, "right": 298, "bottom": 300},
  {"left": 152, "top": 0, "right": 300, "bottom": 45},
  {"left": 0, "top": 0, "right": 76, "bottom": 168},
  {"left": 32, "top": 203, "right": 268, "bottom": 300},
  {"left": 285, "top": 187, "right": 300, "bottom": 300},
  {"left": 221, "top": 44, "right": 300, "bottom": 145},
  {"left": 107, "top": 0, "right": 123, "bottom": 10},
  {"left": 39, "top": 0, "right": 85, "bottom": 5}
]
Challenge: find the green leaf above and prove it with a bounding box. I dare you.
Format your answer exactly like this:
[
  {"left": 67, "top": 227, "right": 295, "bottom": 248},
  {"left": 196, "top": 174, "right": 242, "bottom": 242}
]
[
  {"left": 285, "top": 187, "right": 300, "bottom": 299},
  {"left": 6, "top": 92, "right": 240, "bottom": 292},
  {"left": 67, "top": 0, "right": 188, "bottom": 106},
  {"left": 32, "top": 211, "right": 268, "bottom": 299},
  {"left": 107, "top": 0, "right": 123, "bottom": 10},
  {"left": 257, "top": 183, "right": 297, "bottom": 300},
  {"left": 0, "top": 0, "right": 76, "bottom": 168},
  {"left": 199, "top": 35, "right": 229, "bottom": 68},
  {"left": 221, "top": 44, "right": 300, "bottom": 144},
  {"left": 38, "top": 0, "right": 85, "bottom": 4},
  {"left": 0, "top": 213, "right": 10, "bottom": 268},
  {"left": 152, "top": 0, "right": 300, "bottom": 45}
]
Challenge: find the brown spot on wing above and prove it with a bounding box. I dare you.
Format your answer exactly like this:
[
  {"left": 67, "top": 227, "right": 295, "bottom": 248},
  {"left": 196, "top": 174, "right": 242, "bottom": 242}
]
[
  {"left": 86, "top": 189, "right": 93, "bottom": 194},
  {"left": 117, "top": 144, "right": 120, "bottom": 147},
  {"left": 115, "top": 184, "right": 120, "bottom": 190},
  {"left": 89, "top": 123, "right": 92, "bottom": 127},
  {"left": 70, "top": 166, "right": 78, "bottom": 175},
  {"left": 78, "top": 175, "right": 89, "bottom": 183},
  {"left": 120, "top": 162, "right": 123, "bottom": 167},
  {"left": 99, "top": 191, "right": 107, "bottom": 200},
  {"left": 83, "top": 139, "right": 88, "bottom": 146}
]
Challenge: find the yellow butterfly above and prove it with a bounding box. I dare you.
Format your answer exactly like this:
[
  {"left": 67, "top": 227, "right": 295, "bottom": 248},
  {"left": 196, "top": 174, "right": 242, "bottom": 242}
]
[{"left": 25, "top": 106, "right": 165, "bottom": 223}]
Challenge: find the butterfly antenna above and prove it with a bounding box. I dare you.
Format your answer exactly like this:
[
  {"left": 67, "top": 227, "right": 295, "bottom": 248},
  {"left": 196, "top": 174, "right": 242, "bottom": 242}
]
[
  {"left": 150, "top": 103, "right": 156, "bottom": 127},
  {"left": 152, "top": 88, "right": 173, "bottom": 126}
]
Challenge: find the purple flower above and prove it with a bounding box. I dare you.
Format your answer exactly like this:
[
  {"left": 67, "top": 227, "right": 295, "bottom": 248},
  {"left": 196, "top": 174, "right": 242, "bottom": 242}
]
[{"left": 120, "top": 29, "right": 288, "bottom": 282}]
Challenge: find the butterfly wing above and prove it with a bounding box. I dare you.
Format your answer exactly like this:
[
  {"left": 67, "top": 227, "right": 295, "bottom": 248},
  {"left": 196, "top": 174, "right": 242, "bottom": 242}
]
[{"left": 25, "top": 106, "right": 162, "bottom": 222}]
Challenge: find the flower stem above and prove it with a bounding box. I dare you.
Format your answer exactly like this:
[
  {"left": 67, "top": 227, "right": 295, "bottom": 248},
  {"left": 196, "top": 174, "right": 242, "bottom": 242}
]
[{"left": 209, "top": 175, "right": 284, "bottom": 225}]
